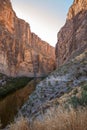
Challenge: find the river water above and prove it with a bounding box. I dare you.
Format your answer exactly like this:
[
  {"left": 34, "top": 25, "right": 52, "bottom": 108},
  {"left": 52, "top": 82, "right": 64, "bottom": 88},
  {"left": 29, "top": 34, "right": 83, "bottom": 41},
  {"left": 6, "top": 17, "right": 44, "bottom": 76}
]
[{"left": 0, "top": 80, "right": 37, "bottom": 129}]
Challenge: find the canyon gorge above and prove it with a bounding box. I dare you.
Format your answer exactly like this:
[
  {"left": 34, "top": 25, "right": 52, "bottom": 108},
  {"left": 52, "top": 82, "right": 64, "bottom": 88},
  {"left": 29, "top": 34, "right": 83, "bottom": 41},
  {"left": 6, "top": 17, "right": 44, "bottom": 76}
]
[
  {"left": 0, "top": 0, "right": 87, "bottom": 129},
  {"left": 19, "top": 0, "right": 87, "bottom": 121}
]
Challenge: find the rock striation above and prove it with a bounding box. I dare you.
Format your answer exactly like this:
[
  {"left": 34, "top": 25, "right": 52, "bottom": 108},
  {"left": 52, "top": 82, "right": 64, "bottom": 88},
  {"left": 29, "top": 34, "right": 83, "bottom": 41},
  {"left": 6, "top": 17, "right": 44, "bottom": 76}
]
[
  {"left": 20, "top": 46, "right": 87, "bottom": 120},
  {"left": 55, "top": 0, "right": 87, "bottom": 67},
  {"left": 19, "top": 0, "right": 87, "bottom": 120},
  {"left": 0, "top": 0, "right": 55, "bottom": 77}
]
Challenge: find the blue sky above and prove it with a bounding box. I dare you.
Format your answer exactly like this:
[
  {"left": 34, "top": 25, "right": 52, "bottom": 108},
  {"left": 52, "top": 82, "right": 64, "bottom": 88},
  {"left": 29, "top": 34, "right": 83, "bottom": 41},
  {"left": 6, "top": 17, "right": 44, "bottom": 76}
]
[{"left": 11, "top": 0, "right": 73, "bottom": 46}]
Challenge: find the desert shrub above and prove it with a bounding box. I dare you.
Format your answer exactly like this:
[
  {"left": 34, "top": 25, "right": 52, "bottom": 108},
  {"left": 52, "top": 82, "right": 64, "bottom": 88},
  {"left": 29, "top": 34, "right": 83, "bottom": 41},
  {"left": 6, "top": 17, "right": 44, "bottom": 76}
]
[
  {"left": 69, "top": 96, "right": 79, "bottom": 108},
  {"left": 82, "top": 83, "right": 87, "bottom": 91},
  {"left": 69, "top": 83, "right": 87, "bottom": 108},
  {"left": 79, "top": 90, "right": 87, "bottom": 106}
]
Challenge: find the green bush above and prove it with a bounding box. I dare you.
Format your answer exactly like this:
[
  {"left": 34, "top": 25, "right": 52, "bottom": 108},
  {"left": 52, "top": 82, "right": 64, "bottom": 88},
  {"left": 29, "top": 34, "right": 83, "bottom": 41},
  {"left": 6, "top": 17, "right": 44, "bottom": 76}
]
[
  {"left": 69, "top": 83, "right": 87, "bottom": 108},
  {"left": 82, "top": 83, "right": 87, "bottom": 91},
  {"left": 79, "top": 90, "right": 87, "bottom": 106},
  {"left": 0, "top": 77, "right": 33, "bottom": 98},
  {"left": 69, "top": 96, "right": 79, "bottom": 108}
]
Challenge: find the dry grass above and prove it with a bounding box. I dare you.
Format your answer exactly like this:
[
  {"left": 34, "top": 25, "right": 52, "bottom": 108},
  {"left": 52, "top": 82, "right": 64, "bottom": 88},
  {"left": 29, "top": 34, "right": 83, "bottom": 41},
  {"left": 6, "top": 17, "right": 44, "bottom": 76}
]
[
  {"left": 9, "top": 107, "right": 87, "bottom": 130},
  {"left": 9, "top": 117, "right": 29, "bottom": 130}
]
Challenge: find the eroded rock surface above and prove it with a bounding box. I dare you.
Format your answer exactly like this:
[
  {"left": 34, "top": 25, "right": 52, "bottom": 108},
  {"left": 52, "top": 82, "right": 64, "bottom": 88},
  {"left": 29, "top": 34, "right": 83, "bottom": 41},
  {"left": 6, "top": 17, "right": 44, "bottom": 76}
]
[
  {"left": 0, "top": 0, "right": 55, "bottom": 77},
  {"left": 20, "top": 47, "right": 87, "bottom": 120},
  {"left": 55, "top": 0, "right": 87, "bottom": 67},
  {"left": 19, "top": 0, "right": 87, "bottom": 120}
]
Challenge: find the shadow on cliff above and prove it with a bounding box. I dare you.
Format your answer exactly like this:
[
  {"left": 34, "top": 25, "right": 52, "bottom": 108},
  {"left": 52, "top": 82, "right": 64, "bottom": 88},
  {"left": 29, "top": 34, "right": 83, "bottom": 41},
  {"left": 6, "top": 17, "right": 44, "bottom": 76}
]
[
  {"left": 69, "top": 10, "right": 87, "bottom": 53},
  {"left": 56, "top": 9, "right": 87, "bottom": 67}
]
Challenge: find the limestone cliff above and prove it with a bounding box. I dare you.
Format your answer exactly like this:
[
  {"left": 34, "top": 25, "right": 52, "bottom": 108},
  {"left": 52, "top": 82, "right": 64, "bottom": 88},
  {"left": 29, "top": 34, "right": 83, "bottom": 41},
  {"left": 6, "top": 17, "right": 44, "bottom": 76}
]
[
  {"left": 56, "top": 0, "right": 87, "bottom": 67},
  {"left": 0, "top": 0, "right": 55, "bottom": 77},
  {"left": 20, "top": 43, "right": 87, "bottom": 120},
  {"left": 8, "top": 0, "right": 87, "bottom": 123}
]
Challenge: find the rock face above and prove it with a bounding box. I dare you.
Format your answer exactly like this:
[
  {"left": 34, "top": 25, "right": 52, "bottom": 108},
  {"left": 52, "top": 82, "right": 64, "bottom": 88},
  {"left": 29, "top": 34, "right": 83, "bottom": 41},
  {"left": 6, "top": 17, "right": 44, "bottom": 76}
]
[
  {"left": 55, "top": 0, "right": 87, "bottom": 67},
  {"left": 0, "top": 0, "right": 55, "bottom": 77},
  {"left": 19, "top": 0, "right": 87, "bottom": 120},
  {"left": 20, "top": 47, "right": 87, "bottom": 120}
]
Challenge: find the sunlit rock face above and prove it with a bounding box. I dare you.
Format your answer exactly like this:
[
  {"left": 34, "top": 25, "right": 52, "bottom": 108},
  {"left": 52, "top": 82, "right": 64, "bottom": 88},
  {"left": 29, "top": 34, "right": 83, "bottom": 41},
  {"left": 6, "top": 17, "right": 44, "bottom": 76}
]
[
  {"left": 0, "top": 0, "right": 55, "bottom": 77},
  {"left": 55, "top": 0, "right": 87, "bottom": 67}
]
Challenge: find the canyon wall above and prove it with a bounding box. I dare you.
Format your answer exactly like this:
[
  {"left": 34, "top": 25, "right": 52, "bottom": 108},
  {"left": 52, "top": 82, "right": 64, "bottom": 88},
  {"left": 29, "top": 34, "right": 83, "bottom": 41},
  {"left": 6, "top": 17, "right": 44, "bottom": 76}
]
[
  {"left": 56, "top": 0, "right": 87, "bottom": 67},
  {"left": 0, "top": 0, "right": 55, "bottom": 77},
  {"left": 19, "top": 0, "right": 87, "bottom": 119}
]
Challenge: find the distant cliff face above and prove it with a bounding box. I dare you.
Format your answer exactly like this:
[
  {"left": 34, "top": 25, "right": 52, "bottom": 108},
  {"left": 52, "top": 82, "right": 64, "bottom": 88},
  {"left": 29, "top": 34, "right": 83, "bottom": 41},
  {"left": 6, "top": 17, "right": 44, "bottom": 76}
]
[
  {"left": 56, "top": 0, "right": 87, "bottom": 67},
  {"left": 0, "top": 0, "right": 55, "bottom": 77}
]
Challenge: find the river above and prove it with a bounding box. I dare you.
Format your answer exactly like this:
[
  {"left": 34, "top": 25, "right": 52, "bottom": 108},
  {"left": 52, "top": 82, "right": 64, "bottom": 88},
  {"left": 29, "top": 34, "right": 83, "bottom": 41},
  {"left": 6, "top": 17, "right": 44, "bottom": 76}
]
[{"left": 0, "top": 79, "right": 38, "bottom": 129}]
